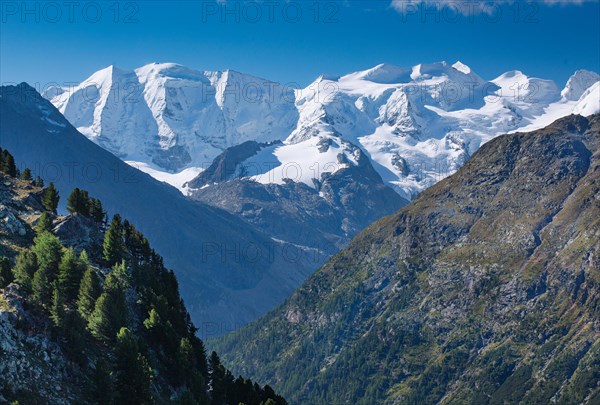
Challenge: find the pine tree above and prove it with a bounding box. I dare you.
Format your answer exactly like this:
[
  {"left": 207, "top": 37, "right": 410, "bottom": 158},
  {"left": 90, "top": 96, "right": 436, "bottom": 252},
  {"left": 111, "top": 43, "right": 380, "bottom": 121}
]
[
  {"left": 12, "top": 250, "right": 38, "bottom": 292},
  {"left": 50, "top": 281, "right": 65, "bottom": 328},
  {"left": 42, "top": 182, "right": 60, "bottom": 212},
  {"left": 19, "top": 168, "right": 33, "bottom": 181},
  {"left": 0, "top": 257, "right": 13, "bottom": 288},
  {"left": 103, "top": 214, "right": 125, "bottom": 267},
  {"left": 88, "top": 286, "right": 127, "bottom": 343},
  {"left": 58, "top": 247, "right": 84, "bottom": 302},
  {"left": 34, "top": 176, "right": 45, "bottom": 187},
  {"left": 77, "top": 266, "right": 102, "bottom": 321},
  {"left": 114, "top": 327, "right": 153, "bottom": 404},
  {"left": 32, "top": 267, "right": 52, "bottom": 306},
  {"left": 88, "top": 358, "right": 114, "bottom": 405},
  {"left": 1, "top": 150, "right": 17, "bottom": 177},
  {"left": 32, "top": 231, "right": 63, "bottom": 280},
  {"left": 35, "top": 212, "right": 53, "bottom": 234},
  {"left": 67, "top": 188, "right": 91, "bottom": 216},
  {"left": 209, "top": 351, "right": 227, "bottom": 405},
  {"left": 89, "top": 198, "right": 106, "bottom": 225}
]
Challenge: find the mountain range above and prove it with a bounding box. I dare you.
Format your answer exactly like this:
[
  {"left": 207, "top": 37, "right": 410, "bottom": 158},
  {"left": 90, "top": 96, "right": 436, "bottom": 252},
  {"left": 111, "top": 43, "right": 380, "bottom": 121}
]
[
  {"left": 44, "top": 61, "right": 599, "bottom": 200},
  {"left": 211, "top": 113, "right": 600, "bottom": 404},
  {"left": 0, "top": 83, "right": 316, "bottom": 335}
]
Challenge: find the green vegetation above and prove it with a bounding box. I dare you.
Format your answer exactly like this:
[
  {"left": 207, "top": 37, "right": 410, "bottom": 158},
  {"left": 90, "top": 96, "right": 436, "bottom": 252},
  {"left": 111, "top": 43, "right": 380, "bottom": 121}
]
[
  {"left": 0, "top": 148, "right": 17, "bottom": 177},
  {"left": 19, "top": 168, "right": 32, "bottom": 181},
  {"left": 0, "top": 153, "right": 287, "bottom": 405},
  {"left": 67, "top": 188, "right": 106, "bottom": 224},
  {"left": 42, "top": 182, "right": 59, "bottom": 212},
  {"left": 211, "top": 114, "right": 600, "bottom": 405}
]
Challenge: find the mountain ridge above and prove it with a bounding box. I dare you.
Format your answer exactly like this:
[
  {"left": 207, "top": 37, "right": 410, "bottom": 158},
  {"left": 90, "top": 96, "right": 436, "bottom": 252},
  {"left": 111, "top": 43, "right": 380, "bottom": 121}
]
[
  {"left": 0, "top": 83, "right": 316, "bottom": 334},
  {"left": 210, "top": 113, "right": 600, "bottom": 404},
  {"left": 44, "top": 61, "right": 600, "bottom": 201}
]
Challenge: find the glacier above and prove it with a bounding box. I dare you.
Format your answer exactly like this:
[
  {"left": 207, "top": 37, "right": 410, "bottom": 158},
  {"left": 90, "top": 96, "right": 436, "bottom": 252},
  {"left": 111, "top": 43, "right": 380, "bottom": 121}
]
[{"left": 44, "top": 61, "right": 600, "bottom": 200}]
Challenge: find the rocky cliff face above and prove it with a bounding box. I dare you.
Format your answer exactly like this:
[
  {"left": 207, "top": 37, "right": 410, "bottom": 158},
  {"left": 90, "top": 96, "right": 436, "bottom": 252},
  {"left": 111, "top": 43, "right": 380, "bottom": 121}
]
[
  {"left": 189, "top": 140, "right": 408, "bottom": 251},
  {"left": 212, "top": 114, "right": 600, "bottom": 404}
]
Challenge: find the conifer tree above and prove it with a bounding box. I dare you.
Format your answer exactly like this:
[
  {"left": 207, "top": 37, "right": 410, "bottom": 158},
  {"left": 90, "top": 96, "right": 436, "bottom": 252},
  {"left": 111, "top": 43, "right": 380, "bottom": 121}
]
[
  {"left": 50, "top": 281, "right": 65, "bottom": 328},
  {"left": 89, "top": 198, "right": 106, "bottom": 225},
  {"left": 32, "top": 231, "right": 63, "bottom": 280},
  {"left": 34, "top": 176, "right": 44, "bottom": 187},
  {"left": 42, "top": 182, "right": 60, "bottom": 212},
  {"left": 77, "top": 266, "right": 102, "bottom": 321},
  {"left": 88, "top": 358, "right": 114, "bottom": 405},
  {"left": 35, "top": 212, "right": 53, "bottom": 234},
  {"left": 32, "top": 267, "right": 52, "bottom": 306},
  {"left": 12, "top": 250, "right": 38, "bottom": 292},
  {"left": 19, "top": 168, "right": 32, "bottom": 181},
  {"left": 0, "top": 257, "right": 13, "bottom": 288},
  {"left": 1, "top": 150, "right": 17, "bottom": 177},
  {"left": 88, "top": 263, "right": 128, "bottom": 343},
  {"left": 103, "top": 214, "right": 125, "bottom": 267},
  {"left": 58, "top": 247, "right": 84, "bottom": 302},
  {"left": 114, "top": 327, "right": 153, "bottom": 404},
  {"left": 209, "top": 351, "right": 227, "bottom": 405},
  {"left": 67, "top": 188, "right": 90, "bottom": 216}
]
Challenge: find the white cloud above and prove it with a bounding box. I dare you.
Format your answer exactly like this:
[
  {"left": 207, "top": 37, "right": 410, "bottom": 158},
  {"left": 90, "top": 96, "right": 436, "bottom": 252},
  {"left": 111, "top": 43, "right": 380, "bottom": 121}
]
[{"left": 391, "top": 0, "right": 593, "bottom": 16}]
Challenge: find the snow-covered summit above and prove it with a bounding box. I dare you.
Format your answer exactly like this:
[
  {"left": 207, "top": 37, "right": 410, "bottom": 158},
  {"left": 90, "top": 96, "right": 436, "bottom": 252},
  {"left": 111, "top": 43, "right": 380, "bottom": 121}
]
[
  {"left": 561, "top": 70, "right": 600, "bottom": 101},
  {"left": 45, "top": 61, "right": 600, "bottom": 200}
]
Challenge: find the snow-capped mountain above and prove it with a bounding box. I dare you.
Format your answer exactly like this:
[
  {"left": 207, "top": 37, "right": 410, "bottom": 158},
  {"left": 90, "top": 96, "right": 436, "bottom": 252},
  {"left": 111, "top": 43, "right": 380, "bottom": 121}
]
[
  {"left": 45, "top": 62, "right": 600, "bottom": 200},
  {"left": 45, "top": 63, "right": 298, "bottom": 172},
  {"left": 1, "top": 83, "right": 317, "bottom": 334}
]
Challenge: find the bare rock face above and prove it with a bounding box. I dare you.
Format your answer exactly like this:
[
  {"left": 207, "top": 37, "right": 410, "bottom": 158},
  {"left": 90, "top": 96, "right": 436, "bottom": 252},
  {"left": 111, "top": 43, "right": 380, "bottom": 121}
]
[
  {"left": 190, "top": 140, "right": 408, "bottom": 253},
  {"left": 52, "top": 214, "right": 103, "bottom": 254},
  {"left": 0, "top": 205, "right": 27, "bottom": 237},
  {"left": 0, "top": 286, "right": 75, "bottom": 404}
]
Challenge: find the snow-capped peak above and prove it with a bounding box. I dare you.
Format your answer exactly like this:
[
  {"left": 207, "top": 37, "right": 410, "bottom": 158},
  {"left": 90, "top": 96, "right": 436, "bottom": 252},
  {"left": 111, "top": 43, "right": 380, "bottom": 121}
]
[
  {"left": 561, "top": 69, "right": 600, "bottom": 101},
  {"left": 44, "top": 62, "right": 600, "bottom": 201},
  {"left": 452, "top": 61, "right": 471, "bottom": 74},
  {"left": 344, "top": 63, "right": 412, "bottom": 84}
]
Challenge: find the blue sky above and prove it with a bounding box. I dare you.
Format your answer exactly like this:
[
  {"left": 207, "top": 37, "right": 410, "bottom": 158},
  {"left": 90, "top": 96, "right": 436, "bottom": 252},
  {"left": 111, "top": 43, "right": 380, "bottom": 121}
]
[{"left": 1, "top": 1, "right": 599, "bottom": 88}]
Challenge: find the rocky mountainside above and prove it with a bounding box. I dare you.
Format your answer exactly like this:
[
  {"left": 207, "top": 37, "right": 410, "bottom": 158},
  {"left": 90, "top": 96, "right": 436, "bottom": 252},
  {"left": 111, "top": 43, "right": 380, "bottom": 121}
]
[
  {"left": 188, "top": 140, "right": 408, "bottom": 250},
  {"left": 44, "top": 62, "right": 599, "bottom": 200},
  {"left": 0, "top": 83, "right": 316, "bottom": 335},
  {"left": 211, "top": 114, "right": 600, "bottom": 404},
  {"left": 0, "top": 168, "right": 286, "bottom": 404}
]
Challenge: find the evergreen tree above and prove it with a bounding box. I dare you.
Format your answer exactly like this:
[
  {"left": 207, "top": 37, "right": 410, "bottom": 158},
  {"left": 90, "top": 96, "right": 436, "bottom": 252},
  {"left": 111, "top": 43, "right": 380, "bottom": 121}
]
[
  {"left": 89, "top": 198, "right": 106, "bottom": 225},
  {"left": 77, "top": 266, "right": 102, "bottom": 321},
  {"left": 88, "top": 358, "right": 114, "bottom": 405},
  {"left": 32, "top": 267, "right": 52, "bottom": 306},
  {"left": 1, "top": 149, "right": 17, "bottom": 177},
  {"left": 42, "top": 182, "right": 60, "bottom": 212},
  {"left": 58, "top": 247, "right": 84, "bottom": 302},
  {"left": 50, "top": 281, "right": 65, "bottom": 328},
  {"left": 88, "top": 269, "right": 128, "bottom": 343},
  {"left": 103, "top": 214, "right": 125, "bottom": 266},
  {"left": 114, "top": 327, "right": 153, "bottom": 404},
  {"left": 35, "top": 212, "right": 53, "bottom": 234},
  {"left": 0, "top": 257, "right": 13, "bottom": 288},
  {"left": 32, "top": 231, "right": 63, "bottom": 280},
  {"left": 143, "top": 308, "right": 162, "bottom": 343},
  {"left": 34, "top": 176, "right": 44, "bottom": 187},
  {"left": 19, "top": 168, "right": 33, "bottom": 181},
  {"left": 67, "top": 188, "right": 91, "bottom": 216},
  {"left": 209, "top": 351, "right": 227, "bottom": 405},
  {"left": 12, "top": 250, "right": 38, "bottom": 292}
]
